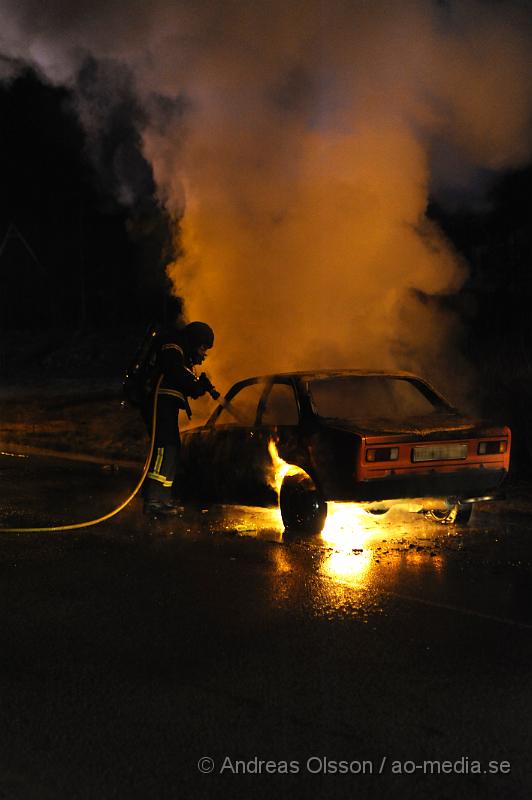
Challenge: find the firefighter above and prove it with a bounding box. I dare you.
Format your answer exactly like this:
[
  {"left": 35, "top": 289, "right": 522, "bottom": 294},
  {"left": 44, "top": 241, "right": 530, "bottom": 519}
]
[{"left": 143, "top": 320, "right": 216, "bottom": 516}]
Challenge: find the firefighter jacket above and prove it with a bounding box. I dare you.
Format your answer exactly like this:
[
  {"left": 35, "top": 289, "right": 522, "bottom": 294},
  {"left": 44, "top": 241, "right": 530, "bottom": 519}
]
[{"left": 155, "top": 326, "right": 206, "bottom": 415}]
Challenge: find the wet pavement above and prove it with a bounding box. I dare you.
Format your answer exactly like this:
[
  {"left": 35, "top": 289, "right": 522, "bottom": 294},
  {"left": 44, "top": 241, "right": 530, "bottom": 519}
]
[{"left": 1, "top": 450, "right": 532, "bottom": 799}]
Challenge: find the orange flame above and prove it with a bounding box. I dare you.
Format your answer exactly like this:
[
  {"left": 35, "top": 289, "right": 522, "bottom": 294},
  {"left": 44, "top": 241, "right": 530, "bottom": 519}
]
[{"left": 267, "top": 439, "right": 305, "bottom": 495}]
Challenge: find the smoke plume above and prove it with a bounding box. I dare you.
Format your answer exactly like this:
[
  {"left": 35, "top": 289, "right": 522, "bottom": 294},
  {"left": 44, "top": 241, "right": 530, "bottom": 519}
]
[{"left": 1, "top": 0, "right": 531, "bottom": 392}]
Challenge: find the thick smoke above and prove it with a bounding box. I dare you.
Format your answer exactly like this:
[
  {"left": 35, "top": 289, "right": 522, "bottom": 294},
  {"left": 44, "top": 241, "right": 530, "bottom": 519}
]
[{"left": 1, "top": 0, "right": 531, "bottom": 392}]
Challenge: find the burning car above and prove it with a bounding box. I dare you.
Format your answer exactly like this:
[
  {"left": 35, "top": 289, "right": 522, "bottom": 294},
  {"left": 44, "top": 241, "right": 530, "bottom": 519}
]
[{"left": 181, "top": 370, "right": 511, "bottom": 532}]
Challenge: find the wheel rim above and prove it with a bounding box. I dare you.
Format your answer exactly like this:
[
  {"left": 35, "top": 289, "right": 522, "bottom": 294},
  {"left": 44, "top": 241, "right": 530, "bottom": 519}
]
[{"left": 425, "top": 505, "right": 458, "bottom": 524}]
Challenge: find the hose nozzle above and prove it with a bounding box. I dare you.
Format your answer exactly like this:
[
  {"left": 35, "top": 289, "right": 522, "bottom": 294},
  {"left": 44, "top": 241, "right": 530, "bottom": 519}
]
[{"left": 199, "top": 372, "right": 220, "bottom": 400}]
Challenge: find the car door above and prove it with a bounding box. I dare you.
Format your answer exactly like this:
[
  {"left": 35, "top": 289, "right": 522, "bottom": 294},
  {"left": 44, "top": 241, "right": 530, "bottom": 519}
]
[
  {"left": 183, "top": 379, "right": 268, "bottom": 503},
  {"left": 257, "top": 379, "right": 306, "bottom": 473},
  {"left": 217, "top": 378, "right": 304, "bottom": 505}
]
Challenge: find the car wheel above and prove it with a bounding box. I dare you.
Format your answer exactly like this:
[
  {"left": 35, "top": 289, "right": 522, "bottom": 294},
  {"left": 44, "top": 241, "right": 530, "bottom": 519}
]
[
  {"left": 280, "top": 472, "right": 327, "bottom": 534},
  {"left": 425, "top": 503, "right": 473, "bottom": 525}
]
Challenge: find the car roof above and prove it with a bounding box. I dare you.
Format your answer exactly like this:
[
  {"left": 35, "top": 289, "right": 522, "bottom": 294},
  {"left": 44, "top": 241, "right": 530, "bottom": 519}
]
[
  {"left": 225, "top": 369, "right": 453, "bottom": 412},
  {"left": 239, "top": 369, "right": 426, "bottom": 383}
]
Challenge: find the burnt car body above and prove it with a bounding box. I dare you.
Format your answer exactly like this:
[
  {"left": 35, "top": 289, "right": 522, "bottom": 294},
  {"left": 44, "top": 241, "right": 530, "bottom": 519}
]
[{"left": 181, "top": 370, "right": 511, "bottom": 530}]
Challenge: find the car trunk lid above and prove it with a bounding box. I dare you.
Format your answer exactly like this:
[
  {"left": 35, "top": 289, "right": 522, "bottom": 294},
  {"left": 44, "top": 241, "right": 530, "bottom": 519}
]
[{"left": 322, "top": 413, "right": 494, "bottom": 441}]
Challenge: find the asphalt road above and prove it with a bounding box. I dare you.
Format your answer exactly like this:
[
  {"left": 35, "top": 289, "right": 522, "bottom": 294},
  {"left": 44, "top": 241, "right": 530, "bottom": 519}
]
[{"left": 1, "top": 451, "right": 532, "bottom": 799}]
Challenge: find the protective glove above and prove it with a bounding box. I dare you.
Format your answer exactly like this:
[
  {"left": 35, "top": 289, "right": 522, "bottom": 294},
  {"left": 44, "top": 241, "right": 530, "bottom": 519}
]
[{"left": 198, "top": 372, "right": 220, "bottom": 400}]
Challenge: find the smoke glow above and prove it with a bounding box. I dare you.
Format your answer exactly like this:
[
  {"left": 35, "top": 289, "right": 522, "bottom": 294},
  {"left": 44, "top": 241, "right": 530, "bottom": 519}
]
[{"left": 1, "top": 0, "right": 531, "bottom": 391}]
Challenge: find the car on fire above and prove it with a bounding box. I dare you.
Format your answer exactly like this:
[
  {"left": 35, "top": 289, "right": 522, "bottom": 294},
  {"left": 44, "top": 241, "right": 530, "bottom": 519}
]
[{"left": 181, "top": 370, "right": 511, "bottom": 533}]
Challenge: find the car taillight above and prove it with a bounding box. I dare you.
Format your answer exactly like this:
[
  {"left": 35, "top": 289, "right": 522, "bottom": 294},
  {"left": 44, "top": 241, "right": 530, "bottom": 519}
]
[
  {"left": 478, "top": 440, "right": 507, "bottom": 455},
  {"left": 366, "top": 447, "right": 399, "bottom": 462}
]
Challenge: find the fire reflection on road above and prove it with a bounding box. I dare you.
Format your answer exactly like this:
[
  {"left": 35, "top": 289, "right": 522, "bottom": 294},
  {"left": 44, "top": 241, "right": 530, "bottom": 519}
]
[
  {"left": 255, "top": 441, "right": 449, "bottom": 592},
  {"left": 208, "top": 500, "right": 449, "bottom": 592},
  {"left": 320, "top": 504, "right": 376, "bottom": 583},
  {"left": 260, "top": 502, "right": 459, "bottom": 619}
]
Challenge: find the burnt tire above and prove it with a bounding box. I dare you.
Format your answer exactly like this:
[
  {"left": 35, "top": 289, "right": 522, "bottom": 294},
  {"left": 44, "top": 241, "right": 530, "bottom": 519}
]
[
  {"left": 280, "top": 473, "right": 327, "bottom": 534},
  {"left": 425, "top": 503, "right": 473, "bottom": 525}
]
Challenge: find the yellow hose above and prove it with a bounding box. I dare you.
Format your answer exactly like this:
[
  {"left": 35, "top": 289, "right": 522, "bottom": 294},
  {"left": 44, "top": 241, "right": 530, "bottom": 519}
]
[{"left": 0, "top": 377, "right": 162, "bottom": 533}]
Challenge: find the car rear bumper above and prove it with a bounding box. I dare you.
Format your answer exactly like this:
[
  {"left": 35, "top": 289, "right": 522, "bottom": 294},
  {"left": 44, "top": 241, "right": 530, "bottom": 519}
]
[{"left": 335, "top": 467, "right": 508, "bottom": 502}]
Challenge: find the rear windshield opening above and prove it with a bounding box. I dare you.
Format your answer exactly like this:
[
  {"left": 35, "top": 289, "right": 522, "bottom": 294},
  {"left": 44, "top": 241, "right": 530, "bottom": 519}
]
[{"left": 308, "top": 376, "right": 446, "bottom": 422}]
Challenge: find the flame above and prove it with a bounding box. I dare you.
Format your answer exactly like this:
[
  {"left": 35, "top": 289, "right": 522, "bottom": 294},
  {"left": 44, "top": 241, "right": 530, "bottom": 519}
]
[
  {"left": 322, "top": 503, "right": 371, "bottom": 544},
  {"left": 267, "top": 439, "right": 305, "bottom": 494}
]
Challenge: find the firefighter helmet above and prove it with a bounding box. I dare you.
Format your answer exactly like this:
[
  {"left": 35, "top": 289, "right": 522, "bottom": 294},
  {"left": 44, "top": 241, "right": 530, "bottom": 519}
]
[{"left": 184, "top": 321, "right": 215, "bottom": 349}]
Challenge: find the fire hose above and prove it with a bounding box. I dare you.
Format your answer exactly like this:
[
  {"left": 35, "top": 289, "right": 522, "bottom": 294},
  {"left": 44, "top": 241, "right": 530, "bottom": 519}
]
[{"left": 0, "top": 375, "right": 232, "bottom": 533}]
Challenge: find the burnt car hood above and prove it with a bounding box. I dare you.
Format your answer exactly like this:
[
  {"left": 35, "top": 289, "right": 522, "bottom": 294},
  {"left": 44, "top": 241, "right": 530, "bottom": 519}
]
[{"left": 321, "top": 413, "right": 499, "bottom": 440}]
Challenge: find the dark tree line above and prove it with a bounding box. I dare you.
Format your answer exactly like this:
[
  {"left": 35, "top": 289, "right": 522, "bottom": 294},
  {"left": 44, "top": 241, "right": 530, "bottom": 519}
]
[{"left": 0, "top": 69, "right": 173, "bottom": 334}]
